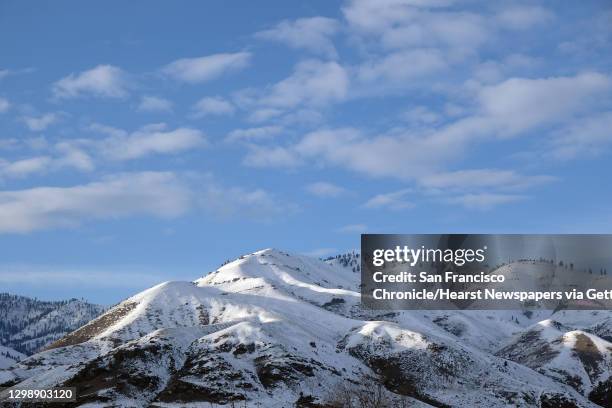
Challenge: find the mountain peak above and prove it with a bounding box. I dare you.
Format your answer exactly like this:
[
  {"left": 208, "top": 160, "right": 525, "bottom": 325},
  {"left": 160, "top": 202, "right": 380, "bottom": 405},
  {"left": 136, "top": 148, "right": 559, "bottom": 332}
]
[{"left": 2, "top": 250, "right": 610, "bottom": 407}]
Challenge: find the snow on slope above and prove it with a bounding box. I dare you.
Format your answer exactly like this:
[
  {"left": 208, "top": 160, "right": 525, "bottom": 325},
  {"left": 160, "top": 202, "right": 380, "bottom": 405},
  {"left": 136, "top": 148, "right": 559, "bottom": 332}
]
[
  {"left": 497, "top": 313, "right": 612, "bottom": 404},
  {"left": 0, "top": 249, "right": 609, "bottom": 407},
  {"left": 0, "top": 345, "right": 24, "bottom": 369}
]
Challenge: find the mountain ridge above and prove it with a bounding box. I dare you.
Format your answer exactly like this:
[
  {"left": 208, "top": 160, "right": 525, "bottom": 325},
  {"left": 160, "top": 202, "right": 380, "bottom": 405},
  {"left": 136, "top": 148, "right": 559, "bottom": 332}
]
[
  {"left": 0, "top": 292, "right": 106, "bottom": 355},
  {"left": 0, "top": 249, "right": 610, "bottom": 407}
]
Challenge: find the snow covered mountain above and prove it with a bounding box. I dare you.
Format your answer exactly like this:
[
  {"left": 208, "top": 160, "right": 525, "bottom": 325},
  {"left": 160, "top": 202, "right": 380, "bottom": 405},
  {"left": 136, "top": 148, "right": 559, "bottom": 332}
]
[
  {"left": 0, "top": 293, "right": 106, "bottom": 355},
  {"left": 0, "top": 249, "right": 610, "bottom": 407}
]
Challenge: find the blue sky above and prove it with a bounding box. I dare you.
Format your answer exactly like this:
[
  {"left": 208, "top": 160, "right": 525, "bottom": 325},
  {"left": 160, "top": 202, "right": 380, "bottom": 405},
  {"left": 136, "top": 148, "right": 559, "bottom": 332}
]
[{"left": 0, "top": 0, "right": 611, "bottom": 304}]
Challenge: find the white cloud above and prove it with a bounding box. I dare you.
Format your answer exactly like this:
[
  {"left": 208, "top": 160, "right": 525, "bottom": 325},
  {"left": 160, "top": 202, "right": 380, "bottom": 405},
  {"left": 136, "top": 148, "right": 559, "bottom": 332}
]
[
  {"left": 496, "top": 6, "right": 553, "bottom": 30},
  {"left": 241, "top": 69, "right": 607, "bottom": 180},
  {"left": 0, "top": 172, "right": 193, "bottom": 233},
  {"left": 356, "top": 49, "right": 446, "bottom": 88},
  {"left": 364, "top": 189, "right": 414, "bottom": 210},
  {"left": 92, "top": 123, "right": 207, "bottom": 160},
  {"left": 242, "top": 127, "right": 428, "bottom": 177},
  {"left": 305, "top": 181, "right": 346, "bottom": 198},
  {"left": 384, "top": 13, "right": 487, "bottom": 52},
  {"left": 199, "top": 180, "right": 294, "bottom": 220},
  {"left": 239, "top": 122, "right": 559, "bottom": 210},
  {"left": 137, "top": 96, "right": 173, "bottom": 113},
  {"left": 192, "top": 97, "right": 235, "bottom": 117},
  {"left": 0, "top": 157, "right": 52, "bottom": 179},
  {"left": 478, "top": 72, "right": 611, "bottom": 135},
  {"left": 243, "top": 145, "right": 300, "bottom": 168},
  {"left": 52, "top": 65, "right": 128, "bottom": 99},
  {"left": 447, "top": 193, "right": 525, "bottom": 210},
  {"left": 343, "top": 0, "right": 455, "bottom": 34},
  {"left": 0, "top": 144, "right": 94, "bottom": 179},
  {"left": 549, "top": 111, "right": 612, "bottom": 160},
  {"left": 343, "top": 0, "right": 487, "bottom": 53},
  {"left": 336, "top": 224, "right": 367, "bottom": 233},
  {"left": 236, "top": 60, "right": 348, "bottom": 122},
  {"left": 401, "top": 106, "right": 441, "bottom": 125},
  {"left": 0, "top": 97, "right": 9, "bottom": 113},
  {"left": 291, "top": 127, "right": 451, "bottom": 179},
  {"left": 20, "top": 113, "right": 59, "bottom": 131},
  {"left": 225, "top": 126, "right": 283, "bottom": 143},
  {"left": 162, "top": 52, "right": 251, "bottom": 83},
  {"left": 247, "top": 108, "right": 284, "bottom": 123},
  {"left": 420, "top": 169, "right": 556, "bottom": 192},
  {"left": 54, "top": 142, "right": 95, "bottom": 171},
  {"left": 261, "top": 60, "right": 349, "bottom": 108},
  {"left": 0, "top": 170, "right": 295, "bottom": 233},
  {"left": 256, "top": 17, "right": 340, "bottom": 58}
]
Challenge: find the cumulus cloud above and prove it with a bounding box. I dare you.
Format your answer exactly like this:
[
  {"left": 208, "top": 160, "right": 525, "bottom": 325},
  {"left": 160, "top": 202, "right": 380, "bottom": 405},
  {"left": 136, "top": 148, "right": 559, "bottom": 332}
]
[
  {"left": 3, "top": 123, "right": 206, "bottom": 175},
  {"left": 0, "top": 172, "right": 192, "bottom": 233},
  {"left": 137, "top": 96, "right": 173, "bottom": 113},
  {"left": 162, "top": 52, "right": 251, "bottom": 83},
  {"left": 294, "top": 127, "right": 451, "bottom": 179},
  {"left": 235, "top": 60, "right": 348, "bottom": 123},
  {"left": 243, "top": 145, "right": 300, "bottom": 168},
  {"left": 364, "top": 189, "right": 414, "bottom": 210},
  {"left": 225, "top": 126, "right": 283, "bottom": 143},
  {"left": 91, "top": 123, "right": 207, "bottom": 160},
  {"left": 260, "top": 60, "right": 349, "bottom": 108},
  {"left": 256, "top": 17, "right": 340, "bottom": 58},
  {"left": 477, "top": 72, "right": 610, "bottom": 135},
  {"left": 52, "top": 65, "right": 128, "bottom": 99},
  {"left": 0, "top": 143, "right": 95, "bottom": 180},
  {"left": 343, "top": 0, "right": 488, "bottom": 52},
  {"left": 0, "top": 171, "right": 293, "bottom": 233},
  {"left": 343, "top": 0, "right": 453, "bottom": 33},
  {"left": 242, "top": 127, "right": 441, "bottom": 178},
  {"left": 247, "top": 108, "right": 284, "bottom": 123},
  {"left": 241, "top": 123, "right": 559, "bottom": 209},
  {"left": 252, "top": 73, "right": 610, "bottom": 177},
  {"left": 54, "top": 142, "right": 95, "bottom": 171},
  {"left": 241, "top": 68, "right": 605, "bottom": 181},
  {"left": 0, "top": 157, "right": 52, "bottom": 179},
  {"left": 305, "top": 181, "right": 347, "bottom": 198},
  {"left": 20, "top": 113, "right": 59, "bottom": 131},
  {"left": 192, "top": 97, "right": 235, "bottom": 117},
  {"left": 356, "top": 49, "right": 447, "bottom": 87}
]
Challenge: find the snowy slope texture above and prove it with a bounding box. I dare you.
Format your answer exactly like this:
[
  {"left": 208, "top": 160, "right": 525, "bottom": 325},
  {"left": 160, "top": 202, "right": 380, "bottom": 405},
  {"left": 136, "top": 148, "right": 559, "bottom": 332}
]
[
  {"left": 0, "top": 345, "right": 25, "bottom": 369},
  {"left": 0, "top": 293, "right": 106, "bottom": 355},
  {"left": 0, "top": 249, "right": 610, "bottom": 407},
  {"left": 324, "top": 251, "right": 361, "bottom": 274}
]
